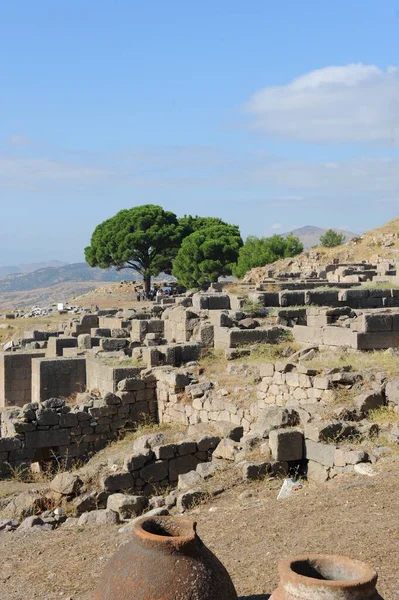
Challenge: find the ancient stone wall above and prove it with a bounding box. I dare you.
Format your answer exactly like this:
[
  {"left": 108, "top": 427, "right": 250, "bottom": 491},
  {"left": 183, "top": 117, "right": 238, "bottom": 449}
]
[
  {"left": 0, "top": 371, "right": 158, "bottom": 475},
  {"left": 31, "top": 357, "right": 87, "bottom": 403},
  {"left": 0, "top": 352, "right": 46, "bottom": 407}
]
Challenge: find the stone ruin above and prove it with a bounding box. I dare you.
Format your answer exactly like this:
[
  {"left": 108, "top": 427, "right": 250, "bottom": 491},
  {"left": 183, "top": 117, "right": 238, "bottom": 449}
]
[{"left": 0, "top": 277, "right": 399, "bottom": 533}]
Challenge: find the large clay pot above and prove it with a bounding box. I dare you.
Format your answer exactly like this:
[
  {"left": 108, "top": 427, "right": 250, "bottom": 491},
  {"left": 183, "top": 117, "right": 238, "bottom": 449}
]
[
  {"left": 93, "top": 515, "right": 238, "bottom": 600},
  {"left": 270, "top": 554, "right": 383, "bottom": 599}
]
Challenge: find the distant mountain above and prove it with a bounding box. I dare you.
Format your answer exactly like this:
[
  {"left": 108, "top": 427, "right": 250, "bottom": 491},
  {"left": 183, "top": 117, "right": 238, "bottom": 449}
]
[
  {"left": 0, "top": 260, "right": 68, "bottom": 278},
  {"left": 284, "top": 226, "right": 358, "bottom": 249},
  {"left": 0, "top": 262, "right": 140, "bottom": 293}
]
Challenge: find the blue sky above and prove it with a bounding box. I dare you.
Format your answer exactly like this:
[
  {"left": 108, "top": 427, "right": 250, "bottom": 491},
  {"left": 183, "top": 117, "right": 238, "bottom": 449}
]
[{"left": 1, "top": 1, "right": 399, "bottom": 264}]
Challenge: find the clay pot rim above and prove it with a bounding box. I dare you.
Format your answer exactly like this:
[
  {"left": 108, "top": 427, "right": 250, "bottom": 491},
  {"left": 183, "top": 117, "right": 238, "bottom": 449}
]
[
  {"left": 278, "top": 554, "right": 378, "bottom": 589},
  {"left": 133, "top": 515, "right": 196, "bottom": 544}
]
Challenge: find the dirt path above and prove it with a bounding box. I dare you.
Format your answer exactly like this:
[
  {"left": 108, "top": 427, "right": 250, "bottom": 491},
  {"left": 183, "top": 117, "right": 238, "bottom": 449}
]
[{"left": 0, "top": 458, "right": 398, "bottom": 599}]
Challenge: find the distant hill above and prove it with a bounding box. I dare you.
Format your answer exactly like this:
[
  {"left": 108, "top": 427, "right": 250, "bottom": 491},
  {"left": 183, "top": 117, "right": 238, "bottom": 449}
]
[
  {"left": 0, "top": 260, "right": 68, "bottom": 278},
  {"left": 284, "top": 226, "right": 358, "bottom": 249},
  {"left": 0, "top": 262, "right": 140, "bottom": 293}
]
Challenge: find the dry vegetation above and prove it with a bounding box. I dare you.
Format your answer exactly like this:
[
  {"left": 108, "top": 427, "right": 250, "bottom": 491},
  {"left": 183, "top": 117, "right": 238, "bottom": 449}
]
[
  {"left": 0, "top": 457, "right": 398, "bottom": 599},
  {"left": 303, "top": 347, "right": 399, "bottom": 377}
]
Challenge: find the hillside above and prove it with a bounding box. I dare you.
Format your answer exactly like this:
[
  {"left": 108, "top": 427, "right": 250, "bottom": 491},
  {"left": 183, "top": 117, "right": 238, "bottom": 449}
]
[
  {"left": 0, "top": 261, "right": 68, "bottom": 278},
  {"left": 245, "top": 217, "right": 399, "bottom": 283},
  {"left": 283, "top": 225, "right": 357, "bottom": 249},
  {"left": 0, "top": 262, "right": 138, "bottom": 294}
]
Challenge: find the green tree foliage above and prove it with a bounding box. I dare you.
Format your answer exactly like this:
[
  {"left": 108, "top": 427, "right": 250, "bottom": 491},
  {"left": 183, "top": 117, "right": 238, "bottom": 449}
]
[
  {"left": 178, "top": 215, "right": 229, "bottom": 238},
  {"left": 172, "top": 225, "right": 243, "bottom": 288},
  {"left": 85, "top": 204, "right": 181, "bottom": 294},
  {"left": 233, "top": 234, "right": 304, "bottom": 278},
  {"left": 319, "top": 229, "right": 346, "bottom": 248}
]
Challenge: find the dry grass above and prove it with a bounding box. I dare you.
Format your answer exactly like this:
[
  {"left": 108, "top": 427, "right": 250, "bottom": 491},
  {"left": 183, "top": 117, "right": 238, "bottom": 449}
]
[
  {"left": 0, "top": 313, "right": 67, "bottom": 345},
  {"left": 367, "top": 406, "right": 399, "bottom": 425},
  {"left": 303, "top": 347, "right": 399, "bottom": 377}
]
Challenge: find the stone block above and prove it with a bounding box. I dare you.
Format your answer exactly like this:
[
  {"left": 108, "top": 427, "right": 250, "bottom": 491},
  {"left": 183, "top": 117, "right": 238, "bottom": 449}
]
[
  {"left": 140, "top": 460, "right": 169, "bottom": 483},
  {"left": 269, "top": 429, "right": 304, "bottom": 461},
  {"left": 197, "top": 435, "right": 221, "bottom": 452},
  {"left": 100, "top": 338, "right": 128, "bottom": 351},
  {"left": 356, "top": 331, "right": 399, "bottom": 350},
  {"left": 386, "top": 377, "right": 399, "bottom": 406},
  {"left": 169, "top": 454, "right": 199, "bottom": 481},
  {"left": 355, "top": 391, "right": 385, "bottom": 414},
  {"left": 279, "top": 291, "right": 305, "bottom": 307},
  {"left": 107, "top": 493, "right": 148, "bottom": 519},
  {"left": 101, "top": 471, "right": 134, "bottom": 492},
  {"left": 178, "top": 470, "right": 203, "bottom": 491},
  {"left": 212, "top": 438, "right": 240, "bottom": 460},
  {"left": 153, "top": 444, "right": 176, "bottom": 460},
  {"left": 362, "top": 313, "right": 392, "bottom": 332},
  {"left": 307, "top": 460, "right": 330, "bottom": 483},
  {"left": 177, "top": 441, "right": 197, "bottom": 456},
  {"left": 176, "top": 489, "right": 207, "bottom": 511},
  {"left": 259, "top": 363, "right": 275, "bottom": 377},
  {"left": 25, "top": 429, "right": 70, "bottom": 449},
  {"left": 305, "top": 440, "right": 335, "bottom": 467},
  {"left": 242, "top": 461, "right": 269, "bottom": 481},
  {"left": 305, "top": 290, "right": 339, "bottom": 306}
]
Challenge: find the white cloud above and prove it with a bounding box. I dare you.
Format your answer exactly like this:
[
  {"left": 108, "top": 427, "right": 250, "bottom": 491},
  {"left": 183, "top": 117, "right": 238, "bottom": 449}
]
[
  {"left": 245, "top": 63, "right": 399, "bottom": 145},
  {"left": 271, "top": 222, "right": 282, "bottom": 229},
  {"left": 0, "top": 158, "right": 108, "bottom": 187},
  {"left": 253, "top": 156, "right": 399, "bottom": 196}
]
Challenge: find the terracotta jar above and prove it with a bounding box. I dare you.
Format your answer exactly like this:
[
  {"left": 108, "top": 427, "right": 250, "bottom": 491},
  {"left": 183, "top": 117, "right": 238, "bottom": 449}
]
[
  {"left": 93, "top": 515, "right": 238, "bottom": 600},
  {"left": 270, "top": 554, "right": 383, "bottom": 599}
]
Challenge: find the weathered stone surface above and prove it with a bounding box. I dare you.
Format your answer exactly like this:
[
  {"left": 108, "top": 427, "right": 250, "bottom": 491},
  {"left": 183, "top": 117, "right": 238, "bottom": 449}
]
[
  {"left": 355, "top": 391, "right": 385, "bottom": 414},
  {"left": 140, "top": 460, "right": 169, "bottom": 483},
  {"left": 153, "top": 444, "right": 176, "bottom": 460},
  {"left": 18, "top": 516, "right": 49, "bottom": 532},
  {"left": 386, "top": 377, "right": 399, "bottom": 406},
  {"left": 269, "top": 429, "right": 304, "bottom": 461},
  {"left": 195, "top": 461, "right": 222, "bottom": 479},
  {"left": 334, "top": 447, "right": 368, "bottom": 467},
  {"left": 3, "top": 491, "right": 44, "bottom": 520},
  {"left": 251, "top": 407, "right": 299, "bottom": 438},
  {"left": 101, "top": 471, "right": 134, "bottom": 492},
  {"left": 177, "top": 441, "right": 197, "bottom": 456},
  {"left": 132, "top": 433, "right": 165, "bottom": 453},
  {"left": 169, "top": 454, "right": 199, "bottom": 481},
  {"left": 212, "top": 438, "right": 241, "bottom": 461},
  {"left": 107, "top": 494, "right": 148, "bottom": 519},
  {"left": 197, "top": 435, "right": 221, "bottom": 452},
  {"left": 211, "top": 421, "right": 243, "bottom": 442},
  {"left": 78, "top": 509, "right": 120, "bottom": 526},
  {"left": 123, "top": 452, "right": 150, "bottom": 472},
  {"left": 117, "top": 378, "right": 146, "bottom": 392},
  {"left": 242, "top": 461, "right": 269, "bottom": 481},
  {"left": 176, "top": 489, "right": 207, "bottom": 512},
  {"left": 178, "top": 470, "right": 203, "bottom": 491},
  {"left": 305, "top": 440, "right": 335, "bottom": 467},
  {"left": 25, "top": 429, "right": 70, "bottom": 449},
  {"left": 50, "top": 472, "right": 82, "bottom": 496},
  {"left": 78, "top": 334, "right": 92, "bottom": 350},
  {"left": 307, "top": 460, "right": 331, "bottom": 483}
]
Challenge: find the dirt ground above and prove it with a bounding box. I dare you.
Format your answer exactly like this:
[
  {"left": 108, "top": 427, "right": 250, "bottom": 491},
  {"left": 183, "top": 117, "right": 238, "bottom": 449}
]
[{"left": 0, "top": 457, "right": 397, "bottom": 600}]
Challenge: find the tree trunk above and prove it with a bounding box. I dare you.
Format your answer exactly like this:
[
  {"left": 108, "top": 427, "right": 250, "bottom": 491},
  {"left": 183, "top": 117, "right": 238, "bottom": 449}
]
[{"left": 144, "top": 273, "right": 151, "bottom": 297}]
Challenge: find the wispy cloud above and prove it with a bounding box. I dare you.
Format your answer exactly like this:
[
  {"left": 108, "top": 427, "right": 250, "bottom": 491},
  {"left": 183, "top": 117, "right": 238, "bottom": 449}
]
[
  {"left": 271, "top": 222, "right": 282, "bottom": 229},
  {"left": 245, "top": 63, "right": 399, "bottom": 145},
  {"left": 0, "top": 157, "right": 109, "bottom": 188}
]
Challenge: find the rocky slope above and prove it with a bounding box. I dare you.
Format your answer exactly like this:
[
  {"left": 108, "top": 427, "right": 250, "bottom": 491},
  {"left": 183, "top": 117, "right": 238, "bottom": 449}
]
[{"left": 245, "top": 217, "right": 399, "bottom": 283}]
